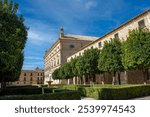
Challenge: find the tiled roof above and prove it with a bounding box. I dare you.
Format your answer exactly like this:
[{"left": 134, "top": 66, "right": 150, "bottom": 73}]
[{"left": 61, "top": 34, "right": 98, "bottom": 41}]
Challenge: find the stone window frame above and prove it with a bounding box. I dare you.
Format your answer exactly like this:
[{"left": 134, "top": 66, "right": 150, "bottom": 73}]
[
  {"left": 114, "top": 33, "right": 119, "bottom": 39},
  {"left": 138, "top": 19, "right": 145, "bottom": 29}
]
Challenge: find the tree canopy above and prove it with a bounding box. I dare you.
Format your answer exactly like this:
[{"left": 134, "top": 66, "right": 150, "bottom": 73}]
[
  {"left": 0, "top": 0, "right": 18, "bottom": 14},
  {"left": 0, "top": 0, "right": 28, "bottom": 86},
  {"left": 83, "top": 48, "right": 100, "bottom": 75},
  {"left": 98, "top": 38, "right": 123, "bottom": 84},
  {"left": 122, "top": 29, "right": 150, "bottom": 70},
  {"left": 98, "top": 38, "right": 123, "bottom": 72}
]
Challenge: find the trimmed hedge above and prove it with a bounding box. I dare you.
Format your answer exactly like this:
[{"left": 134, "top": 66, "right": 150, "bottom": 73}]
[
  {"left": 99, "top": 85, "right": 150, "bottom": 100},
  {"left": 0, "top": 87, "right": 42, "bottom": 96},
  {"left": 0, "top": 91, "right": 81, "bottom": 100},
  {"left": 7, "top": 85, "right": 39, "bottom": 88},
  {"left": 61, "top": 84, "right": 150, "bottom": 100},
  {"left": 43, "top": 88, "right": 56, "bottom": 93},
  {"left": 44, "top": 88, "right": 67, "bottom": 93}
]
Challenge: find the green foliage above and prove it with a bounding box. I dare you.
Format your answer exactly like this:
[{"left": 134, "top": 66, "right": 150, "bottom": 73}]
[
  {"left": 52, "top": 68, "right": 61, "bottom": 80},
  {"left": 52, "top": 67, "right": 66, "bottom": 80},
  {"left": 75, "top": 56, "right": 86, "bottom": 76},
  {"left": 63, "top": 62, "right": 73, "bottom": 79},
  {"left": 7, "top": 85, "right": 39, "bottom": 88},
  {"left": 43, "top": 87, "right": 58, "bottom": 93},
  {"left": 0, "top": 91, "right": 81, "bottom": 100},
  {"left": 122, "top": 29, "right": 150, "bottom": 70},
  {"left": 99, "top": 85, "right": 150, "bottom": 100},
  {"left": 83, "top": 48, "right": 100, "bottom": 75},
  {"left": 70, "top": 58, "right": 78, "bottom": 76},
  {"left": 61, "top": 84, "right": 150, "bottom": 99},
  {"left": 0, "top": 87, "right": 42, "bottom": 95},
  {"left": 0, "top": 0, "right": 27, "bottom": 86},
  {"left": 0, "top": 0, "right": 18, "bottom": 14},
  {"left": 98, "top": 38, "right": 123, "bottom": 72}
]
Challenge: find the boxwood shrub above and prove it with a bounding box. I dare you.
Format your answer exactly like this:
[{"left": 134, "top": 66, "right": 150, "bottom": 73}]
[
  {"left": 99, "top": 85, "right": 150, "bottom": 100},
  {"left": 7, "top": 85, "right": 39, "bottom": 88},
  {"left": 0, "top": 87, "right": 42, "bottom": 95},
  {"left": 43, "top": 88, "right": 56, "bottom": 93},
  {"left": 0, "top": 91, "right": 81, "bottom": 100},
  {"left": 61, "top": 84, "right": 150, "bottom": 100}
]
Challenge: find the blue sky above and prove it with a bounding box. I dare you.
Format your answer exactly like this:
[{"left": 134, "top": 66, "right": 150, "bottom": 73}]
[{"left": 13, "top": 0, "right": 150, "bottom": 70}]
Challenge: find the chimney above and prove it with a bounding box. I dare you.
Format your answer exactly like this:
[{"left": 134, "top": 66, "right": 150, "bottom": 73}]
[{"left": 60, "top": 26, "right": 64, "bottom": 38}]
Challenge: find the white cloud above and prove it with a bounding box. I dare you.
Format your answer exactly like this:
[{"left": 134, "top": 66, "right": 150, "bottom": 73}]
[
  {"left": 85, "top": 1, "right": 97, "bottom": 10},
  {"left": 22, "top": 65, "right": 35, "bottom": 70},
  {"left": 22, "top": 62, "right": 44, "bottom": 70},
  {"left": 25, "top": 56, "right": 43, "bottom": 60},
  {"left": 25, "top": 18, "right": 58, "bottom": 45}
]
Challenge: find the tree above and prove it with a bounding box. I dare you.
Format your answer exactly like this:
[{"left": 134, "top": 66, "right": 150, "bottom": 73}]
[
  {"left": 122, "top": 29, "right": 150, "bottom": 83},
  {"left": 83, "top": 48, "right": 100, "bottom": 82},
  {"left": 98, "top": 38, "right": 123, "bottom": 85},
  {"left": 75, "top": 56, "right": 86, "bottom": 76},
  {"left": 52, "top": 68, "right": 61, "bottom": 80},
  {"left": 63, "top": 62, "right": 73, "bottom": 79},
  {"left": 70, "top": 58, "right": 78, "bottom": 77},
  {"left": 0, "top": 0, "right": 28, "bottom": 89},
  {"left": 0, "top": 0, "right": 18, "bottom": 14}
]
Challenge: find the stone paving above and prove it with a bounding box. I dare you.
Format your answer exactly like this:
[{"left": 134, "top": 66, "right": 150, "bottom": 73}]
[{"left": 131, "top": 95, "right": 150, "bottom": 100}]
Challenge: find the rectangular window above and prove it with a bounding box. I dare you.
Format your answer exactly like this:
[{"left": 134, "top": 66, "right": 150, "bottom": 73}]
[
  {"left": 98, "top": 42, "right": 102, "bottom": 48},
  {"left": 138, "top": 19, "right": 145, "bottom": 28},
  {"left": 30, "top": 77, "right": 32, "bottom": 81},
  {"left": 114, "top": 33, "right": 119, "bottom": 39},
  {"left": 24, "top": 77, "right": 26, "bottom": 81},
  {"left": 24, "top": 73, "right": 26, "bottom": 76},
  {"left": 30, "top": 73, "right": 32, "bottom": 76},
  {"left": 57, "top": 59, "right": 59, "bottom": 64}
]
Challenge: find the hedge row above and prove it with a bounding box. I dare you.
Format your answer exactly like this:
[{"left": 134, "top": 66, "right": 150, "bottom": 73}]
[
  {"left": 7, "top": 85, "right": 39, "bottom": 88},
  {"left": 0, "top": 87, "right": 42, "bottom": 95},
  {"left": 0, "top": 87, "right": 69, "bottom": 95},
  {"left": 0, "top": 91, "right": 81, "bottom": 100},
  {"left": 61, "top": 85, "right": 150, "bottom": 100},
  {"left": 99, "top": 85, "right": 150, "bottom": 100}
]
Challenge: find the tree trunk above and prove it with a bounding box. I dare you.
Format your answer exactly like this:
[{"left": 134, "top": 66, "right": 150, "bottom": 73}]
[
  {"left": 67, "top": 79, "right": 70, "bottom": 85},
  {"left": 100, "top": 73, "right": 104, "bottom": 85},
  {"left": 83, "top": 75, "right": 86, "bottom": 85},
  {"left": 73, "top": 77, "right": 76, "bottom": 85},
  {"left": 112, "top": 72, "right": 116, "bottom": 85},
  {"left": 124, "top": 71, "right": 128, "bottom": 84},
  {"left": 77, "top": 76, "right": 79, "bottom": 85},
  {"left": 117, "top": 72, "right": 121, "bottom": 85},
  {"left": 143, "top": 69, "right": 148, "bottom": 84},
  {"left": 1, "top": 81, "right": 6, "bottom": 91}
]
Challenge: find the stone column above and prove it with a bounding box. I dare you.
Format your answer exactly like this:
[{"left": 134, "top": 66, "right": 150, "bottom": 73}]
[
  {"left": 77, "top": 76, "right": 79, "bottom": 85},
  {"left": 83, "top": 75, "right": 86, "bottom": 85},
  {"left": 73, "top": 77, "right": 76, "bottom": 85},
  {"left": 124, "top": 71, "right": 128, "bottom": 84},
  {"left": 68, "top": 79, "right": 70, "bottom": 85}
]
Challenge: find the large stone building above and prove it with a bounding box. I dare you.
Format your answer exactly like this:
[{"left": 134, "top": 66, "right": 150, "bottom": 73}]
[
  {"left": 44, "top": 28, "right": 98, "bottom": 84},
  {"left": 9, "top": 67, "right": 44, "bottom": 86},
  {"left": 67, "top": 9, "right": 150, "bottom": 84}
]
